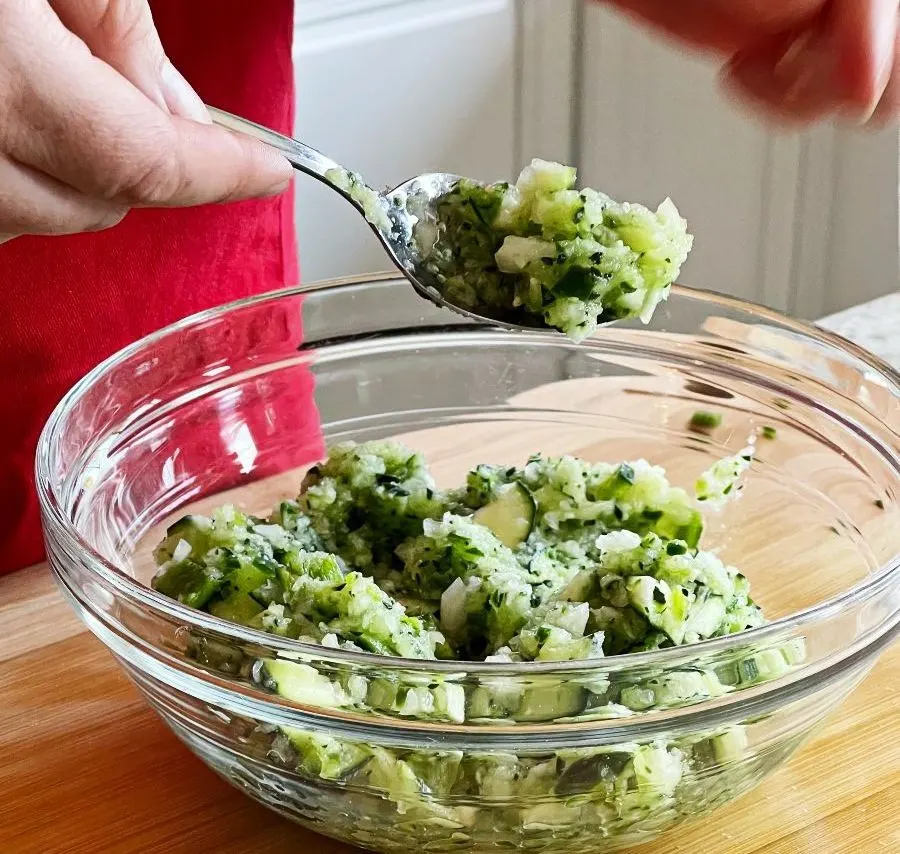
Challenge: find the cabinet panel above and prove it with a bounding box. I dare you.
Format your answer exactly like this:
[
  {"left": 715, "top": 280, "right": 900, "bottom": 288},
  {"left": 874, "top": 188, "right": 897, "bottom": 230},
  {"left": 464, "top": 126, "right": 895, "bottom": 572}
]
[
  {"left": 579, "top": 6, "right": 772, "bottom": 304},
  {"left": 517, "top": 0, "right": 580, "bottom": 168},
  {"left": 294, "top": 0, "right": 517, "bottom": 283},
  {"left": 823, "top": 129, "right": 899, "bottom": 316}
]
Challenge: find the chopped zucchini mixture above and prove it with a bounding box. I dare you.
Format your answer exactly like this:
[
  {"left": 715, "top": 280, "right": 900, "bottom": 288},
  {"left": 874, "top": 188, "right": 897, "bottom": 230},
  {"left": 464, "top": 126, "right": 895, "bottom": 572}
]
[
  {"left": 695, "top": 448, "right": 755, "bottom": 507},
  {"left": 326, "top": 167, "right": 394, "bottom": 235},
  {"left": 152, "top": 440, "right": 800, "bottom": 845},
  {"left": 417, "top": 159, "right": 693, "bottom": 340},
  {"left": 327, "top": 159, "right": 692, "bottom": 342},
  {"left": 298, "top": 440, "right": 454, "bottom": 573}
]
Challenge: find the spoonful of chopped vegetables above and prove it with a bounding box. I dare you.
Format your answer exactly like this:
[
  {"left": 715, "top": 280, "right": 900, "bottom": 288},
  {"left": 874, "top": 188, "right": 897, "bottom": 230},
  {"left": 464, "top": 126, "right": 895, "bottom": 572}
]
[{"left": 209, "top": 106, "right": 693, "bottom": 341}]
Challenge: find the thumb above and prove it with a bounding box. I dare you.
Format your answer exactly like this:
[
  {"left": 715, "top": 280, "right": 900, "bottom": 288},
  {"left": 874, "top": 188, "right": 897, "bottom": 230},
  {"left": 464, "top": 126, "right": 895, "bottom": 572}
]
[
  {"left": 49, "top": 0, "right": 211, "bottom": 123},
  {"left": 5, "top": 0, "right": 293, "bottom": 207}
]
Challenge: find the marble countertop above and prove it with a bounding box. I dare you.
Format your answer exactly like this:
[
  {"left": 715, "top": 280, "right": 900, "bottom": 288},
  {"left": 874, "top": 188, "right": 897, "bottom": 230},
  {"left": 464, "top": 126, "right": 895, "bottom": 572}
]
[{"left": 819, "top": 291, "right": 900, "bottom": 368}]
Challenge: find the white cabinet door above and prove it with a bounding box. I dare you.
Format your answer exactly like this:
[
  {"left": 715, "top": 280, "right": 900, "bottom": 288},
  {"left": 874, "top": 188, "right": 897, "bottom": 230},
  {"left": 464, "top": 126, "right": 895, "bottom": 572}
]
[
  {"left": 294, "top": 0, "right": 518, "bottom": 283},
  {"left": 578, "top": 5, "right": 898, "bottom": 317},
  {"left": 824, "top": 129, "right": 899, "bottom": 315}
]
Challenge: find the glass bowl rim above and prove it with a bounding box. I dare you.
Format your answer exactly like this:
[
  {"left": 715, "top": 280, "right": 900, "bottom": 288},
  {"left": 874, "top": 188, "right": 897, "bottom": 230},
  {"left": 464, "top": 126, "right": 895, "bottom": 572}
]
[{"left": 37, "top": 273, "right": 900, "bottom": 678}]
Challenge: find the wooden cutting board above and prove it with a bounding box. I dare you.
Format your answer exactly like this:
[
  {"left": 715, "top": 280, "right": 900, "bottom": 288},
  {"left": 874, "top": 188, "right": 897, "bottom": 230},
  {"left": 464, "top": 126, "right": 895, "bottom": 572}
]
[{"left": 2, "top": 378, "right": 898, "bottom": 853}]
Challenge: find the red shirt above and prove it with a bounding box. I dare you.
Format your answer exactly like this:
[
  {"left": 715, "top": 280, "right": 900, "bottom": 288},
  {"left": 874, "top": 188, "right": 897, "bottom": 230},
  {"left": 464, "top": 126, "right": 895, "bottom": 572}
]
[{"left": 0, "top": 0, "right": 322, "bottom": 574}]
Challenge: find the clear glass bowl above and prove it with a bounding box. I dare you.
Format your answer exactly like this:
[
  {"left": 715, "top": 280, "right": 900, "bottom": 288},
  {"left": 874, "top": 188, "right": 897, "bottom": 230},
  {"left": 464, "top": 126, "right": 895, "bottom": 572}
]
[{"left": 39, "top": 274, "right": 900, "bottom": 852}]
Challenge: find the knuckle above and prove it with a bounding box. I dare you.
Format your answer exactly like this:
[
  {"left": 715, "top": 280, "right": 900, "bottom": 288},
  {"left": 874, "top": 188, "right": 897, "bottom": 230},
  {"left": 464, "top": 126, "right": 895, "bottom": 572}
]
[
  {"left": 96, "top": 0, "right": 157, "bottom": 50},
  {"left": 104, "top": 129, "right": 185, "bottom": 204},
  {"left": 89, "top": 1, "right": 167, "bottom": 79}
]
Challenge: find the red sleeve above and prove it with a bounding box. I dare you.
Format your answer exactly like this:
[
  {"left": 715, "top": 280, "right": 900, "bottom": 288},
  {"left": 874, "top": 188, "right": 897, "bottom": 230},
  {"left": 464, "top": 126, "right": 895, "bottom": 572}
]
[{"left": 0, "top": 0, "right": 323, "bottom": 574}]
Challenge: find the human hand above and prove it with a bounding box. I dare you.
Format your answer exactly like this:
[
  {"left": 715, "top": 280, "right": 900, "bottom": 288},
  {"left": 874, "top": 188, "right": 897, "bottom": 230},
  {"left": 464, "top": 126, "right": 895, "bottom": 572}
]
[
  {"left": 605, "top": 0, "right": 899, "bottom": 126},
  {"left": 0, "top": 0, "right": 293, "bottom": 244}
]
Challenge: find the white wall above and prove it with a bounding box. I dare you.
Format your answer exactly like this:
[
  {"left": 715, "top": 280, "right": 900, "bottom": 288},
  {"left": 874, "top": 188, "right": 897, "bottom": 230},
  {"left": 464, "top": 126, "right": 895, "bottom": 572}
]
[
  {"left": 579, "top": 6, "right": 772, "bottom": 306},
  {"left": 824, "top": 129, "right": 899, "bottom": 315},
  {"left": 294, "top": 0, "right": 518, "bottom": 283}
]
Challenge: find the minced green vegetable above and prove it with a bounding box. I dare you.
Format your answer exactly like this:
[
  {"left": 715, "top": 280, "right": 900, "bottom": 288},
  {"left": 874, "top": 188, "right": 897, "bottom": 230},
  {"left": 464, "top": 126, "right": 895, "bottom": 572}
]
[
  {"left": 695, "top": 448, "right": 754, "bottom": 506},
  {"left": 689, "top": 410, "right": 723, "bottom": 433},
  {"left": 416, "top": 159, "right": 693, "bottom": 340},
  {"left": 152, "top": 440, "right": 801, "bottom": 847},
  {"left": 297, "top": 441, "right": 454, "bottom": 574},
  {"left": 326, "top": 167, "right": 394, "bottom": 235},
  {"left": 760, "top": 425, "right": 778, "bottom": 440}
]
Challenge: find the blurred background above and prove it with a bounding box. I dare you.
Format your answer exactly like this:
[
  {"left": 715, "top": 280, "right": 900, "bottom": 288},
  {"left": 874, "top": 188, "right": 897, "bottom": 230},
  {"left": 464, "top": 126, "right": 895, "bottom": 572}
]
[{"left": 295, "top": 0, "right": 898, "bottom": 319}]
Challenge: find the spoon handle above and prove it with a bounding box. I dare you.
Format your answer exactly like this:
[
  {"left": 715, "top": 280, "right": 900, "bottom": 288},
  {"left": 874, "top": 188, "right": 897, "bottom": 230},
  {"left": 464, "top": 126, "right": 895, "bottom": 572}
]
[{"left": 207, "top": 105, "right": 346, "bottom": 191}]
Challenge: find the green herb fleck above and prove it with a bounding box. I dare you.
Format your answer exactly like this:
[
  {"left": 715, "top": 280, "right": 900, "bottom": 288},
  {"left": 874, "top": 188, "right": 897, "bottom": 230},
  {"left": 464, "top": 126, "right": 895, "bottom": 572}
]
[
  {"left": 760, "top": 425, "right": 778, "bottom": 440},
  {"left": 689, "top": 410, "right": 723, "bottom": 433},
  {"left": 553, "top": 267, "right": 597, "bottom": 301}
]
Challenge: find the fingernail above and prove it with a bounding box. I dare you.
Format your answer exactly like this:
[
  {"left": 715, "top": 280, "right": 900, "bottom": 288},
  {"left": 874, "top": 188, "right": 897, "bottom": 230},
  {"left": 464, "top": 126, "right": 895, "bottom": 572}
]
[
  {"left": 869, "top": 14, "right": 897, "bottom": 114},
  {"left": 878, "top": 34, "right": 895, "bottom": 82},
  {"left": 160, "top": 61, "right": 212, "bottom": 124},
  {"left": 772, "top": 29, "right": 836, "bottom": 109},
  {"left": 259, "top": 168, "right": 293, "bottom": 198},
  {"left": 244, "top": 157, "right": 294, "bottom": 199}
]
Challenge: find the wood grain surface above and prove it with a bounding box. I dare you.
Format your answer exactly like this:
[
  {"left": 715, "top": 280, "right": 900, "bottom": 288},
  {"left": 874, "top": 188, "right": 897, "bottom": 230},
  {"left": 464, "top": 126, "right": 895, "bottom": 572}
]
[{"left": 1, "top": 379, "right": 898, "bottom": 854}]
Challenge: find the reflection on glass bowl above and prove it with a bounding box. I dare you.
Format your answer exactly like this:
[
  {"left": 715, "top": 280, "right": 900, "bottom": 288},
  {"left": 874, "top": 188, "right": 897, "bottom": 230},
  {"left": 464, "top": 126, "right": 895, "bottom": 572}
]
[{"left": 39, "top": 275, "right": 900, "bottom": 853}]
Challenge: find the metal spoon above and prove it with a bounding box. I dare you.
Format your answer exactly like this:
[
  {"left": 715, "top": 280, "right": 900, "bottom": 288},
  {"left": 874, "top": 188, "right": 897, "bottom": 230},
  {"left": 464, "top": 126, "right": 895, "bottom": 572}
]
[{"left": 208, "top": 106, "right": 540, "bottom": 331}]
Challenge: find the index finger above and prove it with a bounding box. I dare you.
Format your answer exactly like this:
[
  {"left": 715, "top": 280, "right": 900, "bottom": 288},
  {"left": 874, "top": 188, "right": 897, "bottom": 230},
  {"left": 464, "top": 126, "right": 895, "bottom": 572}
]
[{"left": 2, "top": 1, "right": 292, "bottom": 207}]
